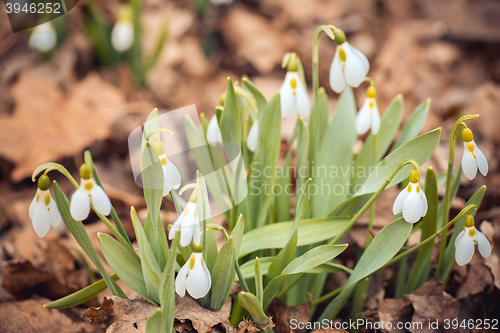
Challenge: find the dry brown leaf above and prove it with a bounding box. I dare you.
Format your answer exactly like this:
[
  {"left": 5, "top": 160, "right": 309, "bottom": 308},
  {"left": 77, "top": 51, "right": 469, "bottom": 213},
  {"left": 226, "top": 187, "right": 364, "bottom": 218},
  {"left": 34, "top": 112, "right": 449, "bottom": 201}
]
[
  {"left": 456, "top": 256, "right": 493, "bottom": 299},
  {"left": 82, "top": 297, "right": 115, "bottom": 324},
  {"left": 377, "top": 298, "right": 412, "bottom": 332},
  {"left": 0, "top": 297, "right": 94, "bottom": 333},
  {"left": 106, "top": 296, "right": 158, "bottom": 333},
  {"left": 174, "top": 294, "right": 232, "bottom": 333},
  {"left": 268, "top": 294, "right": 311, "bottom": 333},
  {"left": 0, "top": 72, "right": 125, "bottom": 182},
  {"left": 236, "top": 317, "right": 274, "bottom": 333}
]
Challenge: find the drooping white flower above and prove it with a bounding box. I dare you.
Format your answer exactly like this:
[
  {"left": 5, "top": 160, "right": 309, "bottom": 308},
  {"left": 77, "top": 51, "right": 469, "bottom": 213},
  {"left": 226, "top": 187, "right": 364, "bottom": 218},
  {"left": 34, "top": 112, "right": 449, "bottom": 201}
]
[
  {"left": 355, "top": 85, "right": 380, "bottom": 135},
  {"left": 455, "top": 214, "right": 491, "bottom": 266},
  {"left": 392, "top": 170, "right": 428, "bottom": 223},
  {"left": 29, "top": 175, "right": 61, "bottom": 238},
  {"left": 175, "top": 252, "right": 211, "bottom": 299},
  {"left": 169, "top": 201, "right": 201, "bottom": 247},
  {"left": 70, "top": 165, "right": 111, "bottom": 221},
  {"left": 247, "top": 122, "right": 258, "bottom": 152},
  {"left": 279, "top": 71, "right": 310, "bottom": 118},
  {"left": 329, "top": 29, "right": 369, "bottom": 93},
  {"left": 28, "top": 22, "right": 57, "bottom": 53},
  {"left": 206, "top": 115, "right": 223, "bottom": 147},
  {"left": 153, "top": 140, "right": 181, "bottom": 196},
  {"left": 111, "top": 7, "right": 134, "bottom": 52},
  {"left": 461, "top": 128, "right": 488, "bottom": 180}
]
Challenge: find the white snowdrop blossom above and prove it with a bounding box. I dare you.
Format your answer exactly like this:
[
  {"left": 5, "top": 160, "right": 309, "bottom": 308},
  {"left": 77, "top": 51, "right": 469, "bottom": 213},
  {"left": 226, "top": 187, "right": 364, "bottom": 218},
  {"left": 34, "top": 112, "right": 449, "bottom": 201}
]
[
  {"left": 355, "top": 85, "right": 380, "bottom": 135},
  {"left": 455, "top": 214, "right": 491, "bottom": 266},
  {"left": 29, "top": 175, "right": 61, "bottom": 238},
  {"left": 392, "top": 170, "right": 428, "bottom": 223},
  {"left": 28, "top": 22, "right": 57, "bottom": 53},
  {"left": 279, "top": 71, "right": 310, "bottom": 118},
  {"left": 153, "top": 140, "right": 181, "bottom": 196},
  {"left": 329, "top": 29, "right": 369, "bottom": 93},
  {"left": 169, "top": 201, "right": 201, "bottom": 247},
  {"left": 175, "top": 252, "right": 211, "bottom": 299},
  {"left": 247, "top": 122, "right": 258, "bottom": 152},
  {"left": 70, "top": 166, "right": 111, "bottom": 221},
  {"left": 111, "top": 7, "right": 134, "bottom": 52},
  {"left": 461, "top": 128, "right": 488, "bottom": 180},
  {"left": 206, "top": 115, "right": 223, "bottom": 147}
]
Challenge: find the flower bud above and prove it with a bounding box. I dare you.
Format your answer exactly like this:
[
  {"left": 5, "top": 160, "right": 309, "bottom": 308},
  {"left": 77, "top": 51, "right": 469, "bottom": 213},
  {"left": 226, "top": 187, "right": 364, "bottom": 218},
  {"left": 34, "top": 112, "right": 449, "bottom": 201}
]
[
  {"left": 333, "top": 28, "right": 346, "bottom": 45},
  {"left": 238, "top": 291, "right": 270, "bottom": 326},
  {"left": 409, "top": 169, "right": 419, "bottom": 183},
  {"left": 38, "top": 174, "right": 50, "bottom": 191},
  {"left": 80, "top": 164, "right": 92, "bottom": 180}
]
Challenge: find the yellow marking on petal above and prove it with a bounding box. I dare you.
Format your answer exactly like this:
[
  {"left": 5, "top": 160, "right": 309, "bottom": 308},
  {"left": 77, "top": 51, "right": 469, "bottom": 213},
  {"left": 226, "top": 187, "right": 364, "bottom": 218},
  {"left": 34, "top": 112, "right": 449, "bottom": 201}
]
[
  {"left": 85, "top": 181, "right": 93, "bottom": 191},
  {"left": 369, "top": 101, "right": 374, "bottom": 109},
  {"left": 161, "top": 156, "right": 167, "bottom": 166},
  {"left": 407, "top": 185, "right": 412, "bottom": 192},
  {"left": 189, "top": 255, "right": 196, "bottom": 270},
  {"left": 339, "top": 47, "right": 346, "bottom": 63},
  {"left": 290, "top": 76, "right": 297, "bottom": 90},
  {"left": 469, "top": 228, "right": 476, "bottom": 238},
  {"left": 184, "top": 206, "right": 190, "bottom": 217},
  {"left": 45, "top": 193, "right": 51, "bottom": 206},
  {"left": 36, "top": 193, "right": 39, "bottom": 202},
  {"left": 468, "top": 143, "right": 476, "bottom": 159},
  {"left": 416, "top": 185, "right": 420, "bottom": 193}
]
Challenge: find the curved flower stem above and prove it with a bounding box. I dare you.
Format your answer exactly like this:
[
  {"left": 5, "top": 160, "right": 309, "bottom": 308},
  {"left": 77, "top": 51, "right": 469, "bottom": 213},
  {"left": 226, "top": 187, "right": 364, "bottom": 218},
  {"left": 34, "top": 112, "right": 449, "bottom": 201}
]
[
  {"left": 311, "top": 286, "right": 343, "bottom": 306},
  {"left": 437, "top": 114, "right": 478, "bottom": 272},
  {"left": 234, "top": 85, "right": 258, "bottom": 120},
  {"left": 146, "top": 128, "right": 174, "bottom": 142},
  {"left": 32, "top": 163, "right": 79, "bottom": 188},
  {"left": 312, "top": 25, "right": 335, "bottom": 101}
]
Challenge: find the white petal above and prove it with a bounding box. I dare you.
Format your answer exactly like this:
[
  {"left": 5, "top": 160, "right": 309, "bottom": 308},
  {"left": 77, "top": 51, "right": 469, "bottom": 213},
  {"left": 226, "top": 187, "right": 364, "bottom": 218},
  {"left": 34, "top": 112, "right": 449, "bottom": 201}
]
[
  {"left": 165, "top": 158, "right": 182, "bottom": 190},
  {"left": 329, "top": 49, "right": 346, "bottom": 93},
  {"left": 455, "top": 230, "right": 465, "bottom": 248},
  {"left": 32, "top": 205, "right": 51, "bottom": 238},
  {"left": 186, "top": 254, "right": 211, "bottom": 299},
  {"left": 350, "top": 44, "right": 370, "bottom": 75},
  {"left": 29, "top": 191, "right": 38, "bottom": 219},
  {"left": 279, "top": 73, "right": 296, "bottom": 118},
  {"left": 343, "top": 43, "right": 369, "bottom": 88},
  {"left": 355, "top": 99, "right": 372, "bottom": 135},
  {"left": 29, "top": 22, "right": 57, "bottom": 53},
  {"left": 474, "top": 142, "right": 488, "bottom": 176},
  {"left": 175, "top": 261, "right": 190, "bottom": 297},
  {"left": 294, "top": 74, "right": 310, "bottom": 118},
  {"left": 48, "top": 197, "right": 61, "bottom": 227},
  {"left": 192, "top": 217, "right": 201, "bottom": 246},
  {"left": 207, "top": 116, "right": 223, "bottom": 146},
  {"left": 462, "top": 143, "right": 477, "bottom": 180},
  {"left": 111, "top": 21, "right": 134, "bottom": 52},
  {"left": 90, "top": 181, "right": 112, "bottom": 216},
  {"left": 247, "top": 122, "right": 258, "bottom": 152},
  {"left": 402, "top": 190, "right": 424, "bottom": 223},
  {"left": 420, "top": 188, "right": 428, "bottom": 217},
  {"left": 163, "top": 169, "right": 172, "bottom": 197},
  {"left": 371, "top": 104, "right": 381, "bottom": 135},
  {"left": 168, "top": 215, "right": 183, "bottom": 240},
  {"left": 180, "top": 224, "right": 194, "bottom": 247},
  {"left": 476, "top": 230, "right": 491, "bottom": 258},
  {"left": 455, "top": 234, "right": 475, "bottom": 266},
  {"left": 392, "top": 186, "right": 408, "bottom": 215},
  {"left": 70, "top": 188, "right": 91, "bottom": 221}
]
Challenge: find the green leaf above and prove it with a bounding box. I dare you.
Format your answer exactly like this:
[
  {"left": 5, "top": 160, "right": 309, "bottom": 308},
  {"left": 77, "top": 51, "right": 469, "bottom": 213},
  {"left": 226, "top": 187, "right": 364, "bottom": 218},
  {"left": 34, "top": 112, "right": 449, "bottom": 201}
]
[
  {"left": 44, "top": 274, "right": 119, "bottom": 309},
  {"left": 392, "top": 98, "right": 430, "bottom": 151},
  {"left": 146, "top": 309, "right": 163, "bottom": 333},
  {"left": 243, "top": 78, "right": 267, "bottom": 113},
  {"left": 355, "top": 128, "right": 442, "bottom": 196},
  {"left": 353, "top": 95, "right": 404, "bottom": 186},
  {"left": 406, "top": 167, "right": 438, "bottom": 293},
  {"left": 435, "top": 186, "right": 485, "bottom": 281},
  {"left": 210, "top": 237, "right": 236, "bottom": 309},
  {"left": 159, "top": 235, "right": 178, "bottom": 333},
  {"left": 131, "top": 208, "right": 161, "bottom": 301},
  {"left": 220, "top": 78, "right": 242, "bottom": 147},
  {"left": 240, "top": 217, "right": 350, "bottom": 258},
  {"left": 436, "top": 165, "right": 462, "bottom": 229},
  {"left": 308, "top": 88, "right": 329, "bottom": 166},
  {"left": 98, "top": 233, "right": 155, "bottom": 303},
  {"left": 312, "top": 87, "right": 357, "bottom": 217},
  {"left": 231, "top": 215, "right": 245, "bottom": 259},
  {"left": 249, "top": 93, "right": 282, "bottom": 228},
  {"left": 296, "top": 118, "right": 310, "bottom": 199},
  {"left": 319, "top": 218, "right": 412, "bottom": 320},
  {"left": 53, "top": 183, "right": 124, "bottom": 297}
]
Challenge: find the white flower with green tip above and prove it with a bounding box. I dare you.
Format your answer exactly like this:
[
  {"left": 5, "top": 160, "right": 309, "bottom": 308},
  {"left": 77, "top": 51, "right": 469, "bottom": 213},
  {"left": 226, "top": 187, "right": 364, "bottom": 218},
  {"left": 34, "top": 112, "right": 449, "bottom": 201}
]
[
  {"left": 279, "top": 71, "right": 310, "bottom": 118},
  {"left": 455, "top": 214, "right": 491, "bottom": 266},
  {"left": 461, "top": 128, "right": 488, "bottom": 180},
  {"left": 153, "top": 140, "right": 181, "bottom": 196},
  {"left": 28, "top": 22, "right": 57, "bottom": 53},
  {"left": 207, "top": 115, "right": 223, "bottom": 147},
  {"left": 355, "top": 85, "right": 380, "bottom": 135},
  {"left": 29, "top": 175, "right": 61, "bottom": 238},
  {"left": 175, "top": 251, "right": 211, "bottom": 299},
  {"left": 169, "top": 199, "right": 201, "bottom": 248},
  {"left": 111, "top": 6, "right": 134, "bottom": 52},
  {"left": 392, "top": 169, "right": 428, "bottom": 223},
  {"left": 70, "top": 165, "right": 111, "bottom": 221}
]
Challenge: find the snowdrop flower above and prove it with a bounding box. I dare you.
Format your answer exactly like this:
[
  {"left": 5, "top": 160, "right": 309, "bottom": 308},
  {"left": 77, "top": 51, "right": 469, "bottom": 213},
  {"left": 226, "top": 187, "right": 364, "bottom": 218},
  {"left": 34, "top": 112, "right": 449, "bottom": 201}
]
[
  {"left": 169, "top": 193, "right": 201, "bottom": 247},
  {"left": 28, "top": 22, "right": 57, "bottom": 53},
  {"left": 247, "top": 122, "right": 258, "bottom": 152},
  {"left": 206, "top": 115, "right": 223, "bottom": 146},
  {"left": 153, "top": 140, "right": 181, "bottom": 196},
  {"left": 111, "top": 6, "right": 134, "bottom": 52},
  {"left": 392, "top": 169, "right": 428, "bottom": 223},
  {"left": 279, "top": 69, "right": 310, "bottom": 118},
  {"left": 461, "top": 128, "right": 488, "bottom": 180},
  {"left": 29, "top": 175, "right": 61, "bottom": 238},
  {"left": 175, "top": 251, "right": 211, "bottom": 299},
  {"left": 329, "top": 29, "right": 369, "bottom": 93},
  {"left": 70, "top": 165, "right": 111, "bottom": 221},
  {"left": 355, "top": 84, "right": 380, "bottom": 135},
  {"left": 455, "top": 214, "right": 491, "bottom": 266}
]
